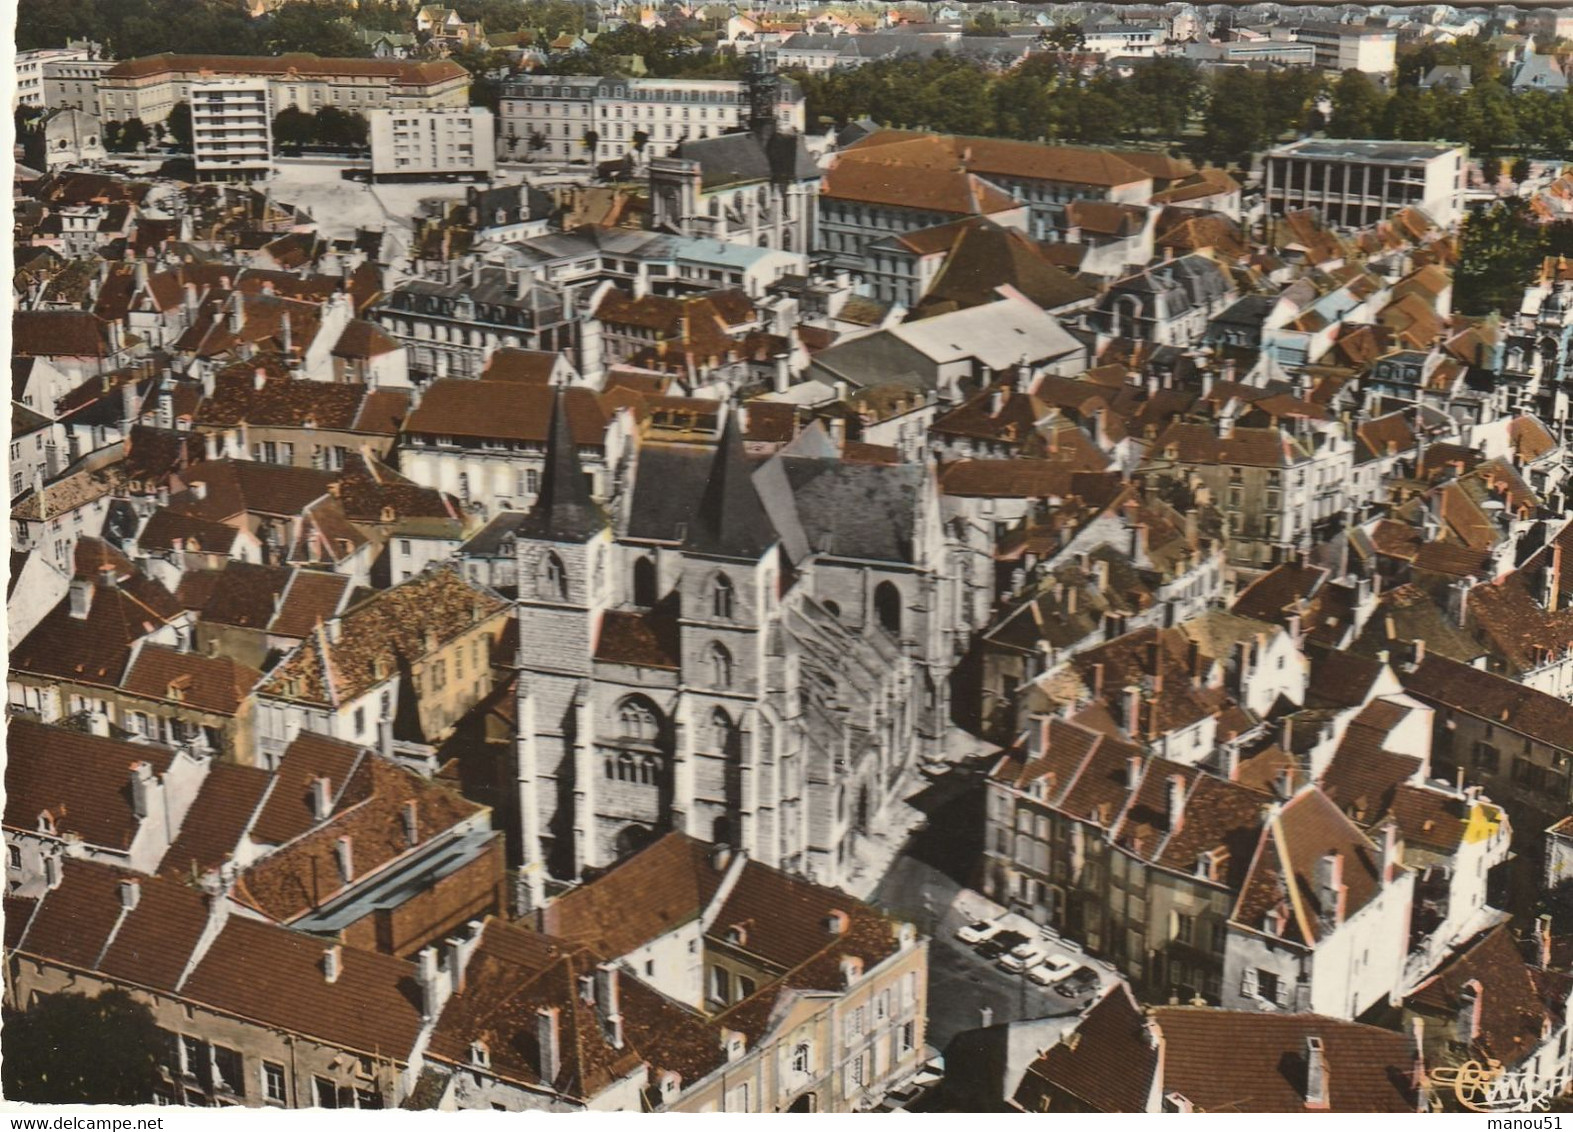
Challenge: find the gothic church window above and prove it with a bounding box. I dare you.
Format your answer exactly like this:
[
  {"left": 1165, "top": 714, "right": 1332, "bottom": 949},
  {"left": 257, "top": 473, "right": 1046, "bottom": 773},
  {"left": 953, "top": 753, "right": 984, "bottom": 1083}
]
[
  {"left": 712, "top": 573, "right": 735, "bottom": 619},
  {"left": 710, "top": 642, "right": 733, "bottom": 689},
  {"left": 540, "top": 552, "right": 568, "bottom": 601},
  {"left": 618, "top": 698, "right": 659, "bottom": 743}
]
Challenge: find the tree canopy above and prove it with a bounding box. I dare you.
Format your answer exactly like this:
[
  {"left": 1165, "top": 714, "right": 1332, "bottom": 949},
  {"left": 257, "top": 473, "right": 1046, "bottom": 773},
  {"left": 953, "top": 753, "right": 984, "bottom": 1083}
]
[{"left": 3, "top": 991, "right": 165, "bottom": 1104}]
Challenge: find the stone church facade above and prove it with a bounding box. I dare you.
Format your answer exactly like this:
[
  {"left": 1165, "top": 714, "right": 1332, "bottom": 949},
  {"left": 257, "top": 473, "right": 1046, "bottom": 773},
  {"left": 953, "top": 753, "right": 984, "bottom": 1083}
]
[{"left": 512, "top": 397, "right": 954, "bottom": 907}]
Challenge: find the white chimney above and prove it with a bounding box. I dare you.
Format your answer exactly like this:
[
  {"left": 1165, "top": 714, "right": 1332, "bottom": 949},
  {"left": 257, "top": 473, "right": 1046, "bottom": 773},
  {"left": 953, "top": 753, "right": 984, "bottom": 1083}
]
[
  {"left": 118, "top": 878, "right": 141, "bottom": 911},
  {"left": 311, "top": 775, "right": 333, "bottom": 821},
  {"left": 1167, "top": 774, "right": 1186, "bottom": 834},
  {"left": 1305, "top": 1036, "right": 1329, "bottom": 1109},
  {"left": 129, "top": 762, "right": 156, "bottom": 819},
  {"left": 68, "top": 578, "right": 94, "bottom": 620},
  {"left": 537, "top": 1007, "right": 562, "bottom": 1084},
  {"left": 335, "top": 835, "right": 354, "bottom": 883},
  {"left": 1315, "top": 851, "right": 1346, "bottom": 926},
  {"left": 323, "top": 944, "right": 343, "bottom": 984}
]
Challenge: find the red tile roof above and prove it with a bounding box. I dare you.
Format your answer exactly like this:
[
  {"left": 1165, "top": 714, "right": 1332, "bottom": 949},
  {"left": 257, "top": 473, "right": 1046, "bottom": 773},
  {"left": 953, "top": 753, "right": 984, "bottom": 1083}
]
[
  {"left": 1153, "top": 1007, "right": 1420, "bottom": 1112},
  {"left": 121, "top": 644, "right": 261, "bottom": 717},
  {"left": 4, "top": 719, "right": 175, "bottom": 851}
]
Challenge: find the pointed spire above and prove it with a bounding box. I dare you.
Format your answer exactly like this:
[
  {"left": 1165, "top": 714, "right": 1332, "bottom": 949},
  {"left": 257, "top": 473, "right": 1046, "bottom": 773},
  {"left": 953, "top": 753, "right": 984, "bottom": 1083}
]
[
  {"left": 684, "top": 406, "right": 777, "bottom": 560},
  {"left": 519, "top": 387, "right": 606, "bottom": 543}
]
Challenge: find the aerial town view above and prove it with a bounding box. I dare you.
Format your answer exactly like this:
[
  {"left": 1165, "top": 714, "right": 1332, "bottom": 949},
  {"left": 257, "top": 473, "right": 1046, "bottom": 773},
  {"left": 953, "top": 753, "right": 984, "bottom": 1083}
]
[{"left": 5, "top": 0, "right": 1573, "bottom": 1115}]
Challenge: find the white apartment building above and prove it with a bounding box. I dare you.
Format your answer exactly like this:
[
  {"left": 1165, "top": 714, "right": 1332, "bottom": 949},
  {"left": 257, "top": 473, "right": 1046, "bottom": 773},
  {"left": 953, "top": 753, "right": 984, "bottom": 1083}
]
[
  {"left": 369, "top": 106, "right": 496, "bottom": 181},
  {"left": 1264, "top": 139, "right": 1466, "bottom": 230},
  {"left": 43, "top": 57, "right": 114, "bottom": 112},
  {"left": 497, "top": 74, "right": 805, "bottom": 166},
  {"left": 1280, "top": 22, "right": 1397, "bottom": 73},
  {"left": 191, "top": 79, "right": 273, "bottom": 183},
  {"left": 97, "top": 53, "right": 469, "bottom": 127},
  {"left": 16, "top": 46, "right": 95, "bottom": 109}
]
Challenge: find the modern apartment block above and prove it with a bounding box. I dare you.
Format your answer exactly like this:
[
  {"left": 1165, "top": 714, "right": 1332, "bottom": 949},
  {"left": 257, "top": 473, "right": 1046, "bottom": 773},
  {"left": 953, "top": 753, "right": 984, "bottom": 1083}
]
[
  {"left": 17, "top": 46, "right": 102, "bottom": 108},
  {"left": 1263, "top": 139, "right": 1465, "bottom": 230},
  {"left": 190, "top": 80, "right": 274, "bottom": 183},
  {"left": 1282, "top": 22, "right": 1397, "bottom": 73},
  {"left": 497, "top": 74, "right": 806, "bottom": 165},
  {"left": 368, "top": 106, "right": 496, "bottom": 181},
  {"left": 97, "top": 53, "right": 469, "bottom": 126}
]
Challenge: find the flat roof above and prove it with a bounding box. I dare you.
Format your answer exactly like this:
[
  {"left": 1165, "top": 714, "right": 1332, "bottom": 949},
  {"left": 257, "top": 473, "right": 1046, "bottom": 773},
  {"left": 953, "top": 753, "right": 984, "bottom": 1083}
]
[{"left": 1269, "top": 139, "right": 1462, "bottom": 163}]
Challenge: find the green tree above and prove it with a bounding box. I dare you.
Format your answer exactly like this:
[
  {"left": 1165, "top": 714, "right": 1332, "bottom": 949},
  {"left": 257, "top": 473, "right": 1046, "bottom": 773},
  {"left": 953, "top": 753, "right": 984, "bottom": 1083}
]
[
  {"left": 166, "top": 100, "right": 193, "bottom": 150},
  {"left": 1327, "top": 69, "right": 1387, "bottom": 137},
  {"left": 581, "top": 127, "right": 600, "bottom": 158},
  {"left": 1040, "top": 20, "right": 1085, "bottom": 51},
  {"left": 120, "top": 117, "right": 152, "bottom": 151},
  {"left": 1482, "top": 154, "right": 1503, "bottom": 183},
  {"left": 1455, "top": 199, "right": 1547, "bottom": 315},
  {"left": 964, "top": 10, "right": 1003, "bottom": 37},
  {"left": 273, "top": 106, "right": 317, "bottom": 149},
  {"left": 265, "top": 1, "right": 369, "bottom": 56},
  {"left": 1203, "top": 68, "right": 1266, "bottom": 167},
  {"left": 102, "top": 119, "right": 124, "bottom": 152},
  {"left": 1511, "top": 156, "right": 1533, "bottom": 183},
  {"left": 313, "top": 106, "right": 368, "bottom": 147},
  {"left": 2, "top": 991, "right": 165, "bottom": 1104},
  {"left": 631, "top": 128, "right": 649, "bottom": 152}
]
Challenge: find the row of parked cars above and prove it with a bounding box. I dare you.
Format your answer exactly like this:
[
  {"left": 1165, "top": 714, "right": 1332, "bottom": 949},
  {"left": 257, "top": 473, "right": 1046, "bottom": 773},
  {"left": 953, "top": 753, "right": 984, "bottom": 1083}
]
[{"left": 955, "top": 919, "right": 1102, "bottom": 998}]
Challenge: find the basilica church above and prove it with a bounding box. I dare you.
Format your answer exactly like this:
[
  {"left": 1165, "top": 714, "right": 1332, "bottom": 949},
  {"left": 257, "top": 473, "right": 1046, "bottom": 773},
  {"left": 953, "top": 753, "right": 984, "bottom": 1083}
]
[{"left": 511, "top": 393, "right": 956, "bottom": 907}]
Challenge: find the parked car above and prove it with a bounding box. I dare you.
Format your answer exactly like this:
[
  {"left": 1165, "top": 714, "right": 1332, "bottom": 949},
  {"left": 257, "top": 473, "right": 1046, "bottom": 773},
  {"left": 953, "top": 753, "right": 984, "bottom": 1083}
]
[
  {"left": 956, "top": 919, "right": 1004, "bottom": 945},
  {"left": 1055, "top": 965, "right": 1101, "bottom": 998},
  {"left": 1028, "top": 954, "right": 1078, "bottom": 986},
  {"left": 976, "top": 930, "right": 1029, "bottom": 961},
  {"left": 998, "top": 941, "right": 1050, "bottom": 974}
]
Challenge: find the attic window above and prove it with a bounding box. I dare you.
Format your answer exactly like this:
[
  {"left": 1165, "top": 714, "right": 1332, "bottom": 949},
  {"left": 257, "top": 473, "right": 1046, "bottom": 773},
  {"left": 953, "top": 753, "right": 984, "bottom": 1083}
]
[
  {"left": 726, "top": 924, "right": 748, "bottom": 946},
  {"left": 168, "top": 674, "right": 193, "bottom": 702}
]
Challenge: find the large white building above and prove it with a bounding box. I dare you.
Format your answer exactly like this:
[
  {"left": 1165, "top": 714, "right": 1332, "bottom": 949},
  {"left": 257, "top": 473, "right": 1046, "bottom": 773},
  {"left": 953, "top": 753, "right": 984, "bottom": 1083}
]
[
  {"left": 16, "top": 46, "right": 95, "bottom": 109},
  {"left": 1264, "top": 139, "right": 1466, "bottom": 230},
  {"left": 1281, "top": 22, "right": 1397, "bottom": 73},
  {"left": 190, "top": 79, "right": 273, "bottom": 183},
  {"left": 97, "top": 53, "right": 469, "bottom": 127},
  {"left": 368, "top": 106, "right": 495, "bottom": 181},
  {"left": 43, "top": 56, "right": 113, "bottom": 113},
  {"left": 497, "top": 74, "right": 805, "bottom": 166}
]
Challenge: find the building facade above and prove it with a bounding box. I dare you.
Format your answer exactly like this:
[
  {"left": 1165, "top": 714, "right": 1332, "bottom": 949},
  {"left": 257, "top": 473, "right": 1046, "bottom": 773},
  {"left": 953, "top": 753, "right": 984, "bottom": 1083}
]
[
  {"left": 1264, "top": 139, "right": 1466, "bottom": 230},
  {"left": 497, "top": 73, "right": 805, "bottom": 166},
  {"left": 97, "top": 53, "right": 469, "bottom": 127},
  {"left": 368, "top": 107, "right": 496, "bottom": 182},
  {"left": 191, "top": 80, "right": 273, "bottom": 184}
]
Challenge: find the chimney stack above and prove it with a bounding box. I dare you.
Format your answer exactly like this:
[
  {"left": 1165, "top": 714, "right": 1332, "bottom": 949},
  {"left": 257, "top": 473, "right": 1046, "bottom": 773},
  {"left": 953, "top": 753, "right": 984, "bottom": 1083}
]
[
  {"left": 335, "top": 835, "right": 354, "bottom": 883},
  {"left": 1304, "top": 1036, "right": 1329, "bottom": 1109},
  {"left": 537, "top": 1007, "right": 562, "bottom": 1085},
  {"left": 1123, "top": 686, "right": 1142, "bottom": 738},
  {"left": 1315, "top": 851, "right": 1347, "bottom": 926},
  {"left": 1167, "top": 774, "right": 1186, "bottom": 833},
  {"left": 323, "top": 944, "right": 343, "bottom": 984},
  {"left": 68, "top": 578, "right": 94, "bottom": 620},
  {"left": 311, "top": 776, "right": 333, "bottom": 822},
  {"left": 129, "top": 762, "right": 156, "bottom": 820},
  {"left": 402, "top": 799, "right": 419, "bottom": 847},
  {"left": 1458, "top": 979, "right": 1483, "bottom": 1047},
  {"left": 1379, "top": 821, "right": 1401, "bottom": 883},
  {"left": 118, "top": 878, "right": 141, "bottom": 911}
]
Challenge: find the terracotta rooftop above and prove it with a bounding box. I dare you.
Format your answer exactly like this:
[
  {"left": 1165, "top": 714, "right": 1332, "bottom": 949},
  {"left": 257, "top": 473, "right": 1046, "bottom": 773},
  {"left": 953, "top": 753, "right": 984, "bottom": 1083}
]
[{"left": 4, "top": 719, "right": 175, "bottom": 852}]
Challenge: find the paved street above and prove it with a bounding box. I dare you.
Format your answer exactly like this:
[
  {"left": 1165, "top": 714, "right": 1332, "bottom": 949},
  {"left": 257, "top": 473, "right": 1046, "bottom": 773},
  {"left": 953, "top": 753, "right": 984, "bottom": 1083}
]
[{"left": 868, "top": 764, "right": 1096, "bottom": 1051}]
